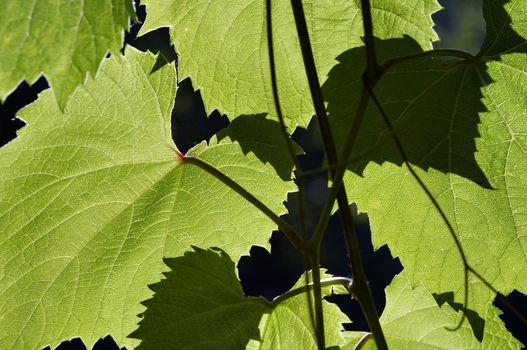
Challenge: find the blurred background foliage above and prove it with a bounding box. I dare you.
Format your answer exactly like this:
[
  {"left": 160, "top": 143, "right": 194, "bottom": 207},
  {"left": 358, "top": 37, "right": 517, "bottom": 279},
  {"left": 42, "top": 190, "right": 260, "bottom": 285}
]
[{"left": 433, "top": 0, "right": 485, "bottom": 54}]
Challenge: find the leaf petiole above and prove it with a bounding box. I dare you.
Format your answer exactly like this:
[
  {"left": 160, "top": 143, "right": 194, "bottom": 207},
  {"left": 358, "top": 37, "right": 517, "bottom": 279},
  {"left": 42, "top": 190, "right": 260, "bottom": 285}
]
[
  {"left": 382, "top": 49, "right": 477, "bottom": 71},
  {"left": 270, "top": 276, "right": 352, "bottom": 307},
  {"left": 182, "top": 154, "right": 305, "bottom": 251}
]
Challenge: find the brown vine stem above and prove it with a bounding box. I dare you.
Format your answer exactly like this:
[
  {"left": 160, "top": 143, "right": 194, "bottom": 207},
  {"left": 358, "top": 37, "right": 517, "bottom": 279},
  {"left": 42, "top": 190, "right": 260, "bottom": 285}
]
[
  {"left": 265, "top": 0, "right": 315, "bottom": 336},
  {"left": 181, "top": 154, "right": 304, "bottom": 251},
  {"left": 290, "top": 0, "right": 387, "bottom": 348}
]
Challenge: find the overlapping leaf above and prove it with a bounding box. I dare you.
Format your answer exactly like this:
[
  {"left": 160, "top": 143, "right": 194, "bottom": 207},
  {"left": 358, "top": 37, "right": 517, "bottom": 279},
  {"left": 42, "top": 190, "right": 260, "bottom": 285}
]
[
  {"left": 132, "top": 248, "right": 518, "bottom": 349},
  {"left": 0, "top": 49, "right": 295, "bottom": 350},
  {"left": 342, "top": 272, "right": 520, "bottom": 349},
  {"left": 0, "top": 0, "right": 133, "bottom": 108},
  {"left": 131, "top": 247, "right": 350, "bottom": 349},
  {"left": 332, "top": 0, "right": 527, "bottom": 326},
  {"left": 139, "top": 0, "right": 439, "bottom": 129}
]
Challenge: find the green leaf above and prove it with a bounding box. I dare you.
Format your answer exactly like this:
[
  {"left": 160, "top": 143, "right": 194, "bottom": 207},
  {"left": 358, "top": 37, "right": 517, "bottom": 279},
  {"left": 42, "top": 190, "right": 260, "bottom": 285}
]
[
  {"left": 0, "top": 0, "right": 134, "bottom": 109},
  {"left": 131, "top": 247, "right": 350, "bottom": 349},
  {"left": 0, "top": 49, "right": 295, "bottom": 349},
  {"left": 249, "top": 288, "right": 348, "bottom": 348},
  {"left": 139, "top": 0, "right": 440, "bottom": 129},
  {"left": 342, "top": 273, "right": 521, "bottom": 349},
  {"left": 332, "top": 0, "right": 526, "bottom": 325},
  {"left": 216, "top": 113, "right": 302, "bottom": 181}
]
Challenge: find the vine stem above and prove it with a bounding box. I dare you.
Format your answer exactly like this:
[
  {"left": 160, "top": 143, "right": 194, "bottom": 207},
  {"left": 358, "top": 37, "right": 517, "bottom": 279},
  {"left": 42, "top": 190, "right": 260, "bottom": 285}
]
[
  {"left": 181, "top": 154, "right": 304, "bottom": 251},
  {"left": 290, "top": 0, "right": 387, "bottom": 348},
  {"left": 265, "top": 0, "right": 315, "bottom": 336},
  {"left": 382, "top": 49, "right": 476, "bottom": 71},
  {"left": 309, "top": 254, "right": 326, "bottom": 349}
]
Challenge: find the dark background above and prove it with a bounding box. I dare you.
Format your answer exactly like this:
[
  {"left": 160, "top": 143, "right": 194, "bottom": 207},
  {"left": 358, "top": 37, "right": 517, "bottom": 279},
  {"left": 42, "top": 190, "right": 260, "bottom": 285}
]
[{"left": 0, "top": 0, "right": 525, "bottom": 349}]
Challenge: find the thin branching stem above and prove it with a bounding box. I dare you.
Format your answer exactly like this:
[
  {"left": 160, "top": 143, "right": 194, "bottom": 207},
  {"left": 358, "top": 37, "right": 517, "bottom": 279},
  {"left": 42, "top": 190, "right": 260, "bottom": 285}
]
[
  {"left": 310, "top": 87, "right": 370, "bottom": 248},
  {"left": 265, "top": 0, "right": 302, "bottom": 174},
  {"left": 288, "top": 1, "right": 341, "bottom": 346},
  {"left": 363, "top": 82, "right": 472, "bottom": 330},
  {"left": 290, "top": 0, "right": 387, "bottom": 348},
  {"left": 382, "top": 49, "right": 476, "bottom": 71},
  {"left": 360, "top": 0, "right": 379, "bottom": 78},
  {"left": 309, "top": 254, "right": 326, "bottom": 349}
]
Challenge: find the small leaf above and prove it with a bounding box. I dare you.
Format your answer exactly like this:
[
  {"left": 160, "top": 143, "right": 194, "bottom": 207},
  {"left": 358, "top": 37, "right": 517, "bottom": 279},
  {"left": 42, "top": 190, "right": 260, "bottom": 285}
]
[
  {"left": 343, "top": 273, "right": 521, "bottom": 349},
  {"left": 0, "top": 0, "right": 134, "bottom": 109},
  {"left": 131, "top": 247, "right": 351, "bottom": 349}
]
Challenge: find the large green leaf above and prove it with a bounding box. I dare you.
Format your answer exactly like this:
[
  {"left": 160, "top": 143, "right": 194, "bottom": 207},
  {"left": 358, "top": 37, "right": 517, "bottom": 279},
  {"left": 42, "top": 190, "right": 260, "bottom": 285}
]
[
  {"left": 0, "top": 0, "right": 133, "bottom": 109},
  {"left": 332, "top": 0, "right": 526, "bottom": 324},
  {"left": 0, "top": 49, "right": 295, "bottom": 350},
  {"left": 139, "top": 0, "right": 439, "bottom": 129},
  {"left": 131, "top": 247, "right": 350, "bottom": 349},
  {"left": 343, "top": 273, "right": 521, "bottom": 349}
]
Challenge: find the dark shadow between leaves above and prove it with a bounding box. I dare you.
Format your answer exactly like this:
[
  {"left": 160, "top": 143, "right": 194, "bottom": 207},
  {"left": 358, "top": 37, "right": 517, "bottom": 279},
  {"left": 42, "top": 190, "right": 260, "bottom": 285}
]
[
  {"left": 236, "top": 119, "right": 402, "bottom": 331},
  {"left": 129, "top": 247, "right": 266, "bottom": 349},
  {"left": 239, "top": 194, "right": 403, "bottom": 333},
  {"left": 126, "top": 1, "right": 178, "bottom": 73},
  {"left": 494, "top": 290, "right": 527, "bottom": 347},
  {"left": 0, "top": 76, "right": 48, "bottom": 148},
  {"left": 238, "top": 237, "right": 304, "bottom": 302},
  {"left": 322, "top": 205, "right": 403, "bottom": 333},
  {"left": 434, "top": 291, "right": 485, "bottom": 341},
  {"left": 41, "top": 335, "right": 125, "bottom": 350},
  {"left": 170, "top": 78, "right": 229, "bottom": 153}
]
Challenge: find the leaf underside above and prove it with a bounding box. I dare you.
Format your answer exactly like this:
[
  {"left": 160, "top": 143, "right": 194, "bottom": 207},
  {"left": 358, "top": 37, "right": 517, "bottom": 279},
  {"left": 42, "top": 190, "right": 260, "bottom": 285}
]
[
  {"left": 0, "top": 0, "right": 525, "bottom": 349},
  {"left": 342, "top": 272, "right": 520, "bottom": 349},
  {"left": 0, "top": 49, "right": 295, "bottom": 349},
  {"left": 338, "top": 0, "right": 527, "bottom": 319}
]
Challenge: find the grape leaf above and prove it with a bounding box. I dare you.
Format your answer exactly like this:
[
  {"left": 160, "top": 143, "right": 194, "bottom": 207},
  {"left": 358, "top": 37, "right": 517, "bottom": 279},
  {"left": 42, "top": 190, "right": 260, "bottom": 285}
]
[
  {"left": 131, "top": 247, "right": 350, "bottom": 349},
  {"left": 138, "top": 0, "right": 440, "bottom": 129},
  {"left": 335, "top": 0, "right": 526, "bottom": 325},
  {"left": 0, "top": 0, "right": 133, "bottom": 109},
  {"left": 0, "top": 49, "right": 295, "bottom": 350},
  {"left": 342, "top": 273, "right": 521, "bottom": 349}
]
